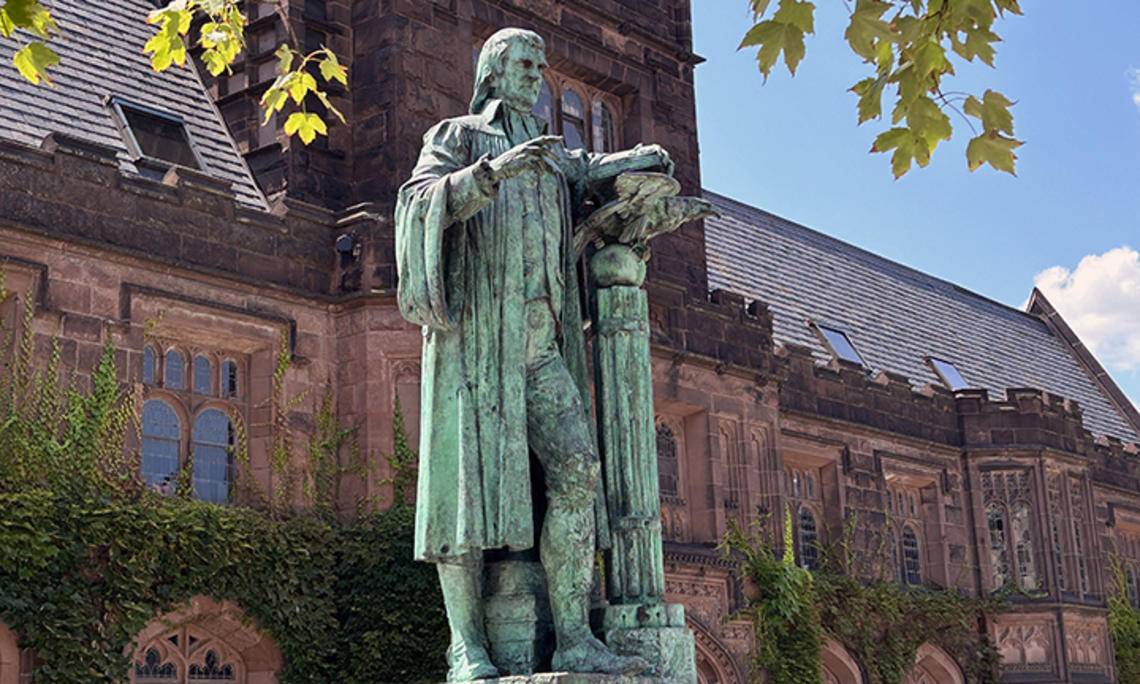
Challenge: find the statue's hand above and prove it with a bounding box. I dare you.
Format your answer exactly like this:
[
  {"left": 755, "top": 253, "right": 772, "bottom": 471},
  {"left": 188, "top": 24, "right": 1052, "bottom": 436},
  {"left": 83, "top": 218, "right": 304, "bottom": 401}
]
[
  {"left": 631, "top": 143, "right": 674, "bottom": 176},
  {"left": 486, "top": 135, "right": 562, "bottom": 182}
]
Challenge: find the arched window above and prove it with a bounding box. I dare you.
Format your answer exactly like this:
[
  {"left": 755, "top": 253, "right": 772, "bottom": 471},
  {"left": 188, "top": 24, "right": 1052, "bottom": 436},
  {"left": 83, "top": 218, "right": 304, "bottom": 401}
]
[
  {"left": 143, "top": 345, "right": 157, "bottom": 385},
  {"left": 656, "top": 421, "right": 679, "bottom": 498},
  {"left": 164, "top": 349, "right": 184, "bottom": 389},
  {"left": 901, "top": 525, "right": 922, "bottom": 585},
  {"left": 987, "top": 504, "right": 1010, "bottom": 588},
  {"left": 193, "top": 355, "right": 213, "bottom": 395},
  {"left": 141, "top": 399, "right": 181, "bottom": 493},
  {"left": 187, "top": 649, "right": 234, "bottom": 680},
  {"left": 532, "top": 78, "right": 553, "bottom": 125},
  {"left": 221, "top": 359, "right": 239, "bottom": 398},
  {"left": 798, "top": 506, "right": 818, "bottom": 570},
  {"left": 560, "top": 88, "right": 586, "bottom": 149},
  {"left": 592, "top": 100, "right": 616, "bottom": 152},
  {"left": 805, "top": 473, "right": 815, "bottom": 499},
  {"left": 896, "top": 492, "right": 904, "bottom": 514},
  {"left": 908, "top": 494, "right": 916, "bottom": 516},
  {"left": 1011, "top": 502, "right": 1038, "bottom": 590},
  {"left": 192, "top": 409, "right": 234, "bottom": 504},
  {"left": 135, "top": 646, "right": 176, "bottom": 679},
  {"left": 792, "top": 470, "right": 802, "bottom": 498}
]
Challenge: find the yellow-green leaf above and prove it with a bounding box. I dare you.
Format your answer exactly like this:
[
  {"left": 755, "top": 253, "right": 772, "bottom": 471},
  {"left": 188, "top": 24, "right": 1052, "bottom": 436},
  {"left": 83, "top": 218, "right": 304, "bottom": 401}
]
[
  {"left": 275, "top": 44, "right": 293, "bottom": 74},
  {"left": 905, "top": 95, "right": 952, "bottom": 147},
  {"left": 288, "top": 72, "right": 317, "bottom": 105},
  {"left": 963, "top": 89, "right": 1015, "bottom": 135},
  {"left": 318, "top": 53, "right": 347, "bottom": 86},
  {"left": 772, "top": 0, "right": 814, "bottom": 34},
  {"left": 12, "top": 40, "right": 58, "bottom": 85},
  {"left": 966, "top": 132, "right": 1021, "bottom": 174},
  {"left": 850, "top": 76, "right": 885, "bottom": 123},
  {"left": 844, "top": 0, "right": 892, "bottom": 61},
  {"left": 740, "top": 20, "right": 808, "bottom": 78},
  {"left": 0, "top": 10, "right": 15, "bottom": 38},
  {"left": 284, "top": 111, "right": 327, "bottom": 145}
]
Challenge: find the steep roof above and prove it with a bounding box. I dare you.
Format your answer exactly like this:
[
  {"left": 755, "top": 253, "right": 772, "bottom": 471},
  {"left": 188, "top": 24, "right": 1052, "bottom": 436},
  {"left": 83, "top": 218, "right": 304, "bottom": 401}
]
[
  {"left": 0, "top": 0, "right": 266, "bottom": 209},
  {"left": 704, "top": 191, "right": 1140, "bottom": 443}
]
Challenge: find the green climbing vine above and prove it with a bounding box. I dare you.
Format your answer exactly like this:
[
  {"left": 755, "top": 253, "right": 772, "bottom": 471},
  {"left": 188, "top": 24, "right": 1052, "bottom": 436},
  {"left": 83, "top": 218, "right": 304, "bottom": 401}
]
[
  {"left": 0, "top": 280, "right": 445, "bottom": 683},
  {"left": 722, "top": 509, "right": 1002, "bottom": 684},
  {"left": 1108, "top": 552, "right": 1140, "bottom": 684}
]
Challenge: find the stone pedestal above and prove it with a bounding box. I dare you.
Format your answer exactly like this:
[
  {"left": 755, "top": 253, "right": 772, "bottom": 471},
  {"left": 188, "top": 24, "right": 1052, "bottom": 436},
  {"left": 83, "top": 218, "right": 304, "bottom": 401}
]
[
  {"left": 484, "top": 560, "right": 554, "bottom": 675},
  {"left": 593, "top": 604, "right": 696, "bottom": 684}
]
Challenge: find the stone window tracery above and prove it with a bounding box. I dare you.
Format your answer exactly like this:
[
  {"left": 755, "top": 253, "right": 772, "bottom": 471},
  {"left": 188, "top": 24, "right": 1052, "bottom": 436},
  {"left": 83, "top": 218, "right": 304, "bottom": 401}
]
[
  {"left": 142, "top": 343, "right": 245, "bottom": 503},
  {"left": 529, "top": 71, "right": 621, "bottom": 153},
  {"left": 981, "top": 470, "right": 1039, "bottom": 591},
  {"left": 656, "top": 420, "right": 680, "bottom": 499},
  {"left": 1068, "top": 475, "right": 1090, "bottom": 595},
  {"left": 131, "top": 627, "right": 243, "bottom": 684},
  {"left": 1047, "top": 474, "right": 1066, "bottom": 592}
]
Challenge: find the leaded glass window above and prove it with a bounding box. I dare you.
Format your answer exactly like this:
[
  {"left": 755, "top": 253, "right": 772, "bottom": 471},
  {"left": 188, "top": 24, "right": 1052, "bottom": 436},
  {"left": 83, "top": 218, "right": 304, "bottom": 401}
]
[
  {"left": 144, "top": 345, "right": 156, "bottom": 385},
  {"left": 1051, "top": 516, "right": 1065, "bottom": 591},
  {"left": 142, "top": 400, "right": 180, "bottom": 493},
  {"left": 1074, "top": 519, "right": 1089, "bottom": 594},
  {"left": 592, "top": 100, "right": 616, "bottom": 152},
  {"left": 793, "top": 470, "right": 802, "bottom": 498},
  {"left": 561, "top": 88, "right": 586, "bottom": 150},
  {"left": 1012, "top": 502, "right": 1038, "bottom": 590},
  {"left": 902, "top": 525, "right": 922, "bottom": 585},
  {"left": 987, "top": 504, "right": 1010, "bottom": 588},
  {"left": 187, "top": 649, "right": 234, "bottom": 680},
  {"left": 656, "top": 421, "right": 679, "bottom": 498},
  {"left": 192, "top": 409, "right": 234, "bottom": 504},
  {"left": 165, "top": 349, "right": 184, "bottom": 389},
  {"left": 532, "top": 79, "right": 553, "bottom": 125},
  {"left": 193, "top": 355, "right": 213, "bottom": 395},
  {"left": 798, "top": 506, "right": 819, "bottom": 570},
  {"left": 221, "top": 360, "right": 239, "bottom": 398},
  {"left": 135, "top": 646, "right": 177, "bottom": 680}
]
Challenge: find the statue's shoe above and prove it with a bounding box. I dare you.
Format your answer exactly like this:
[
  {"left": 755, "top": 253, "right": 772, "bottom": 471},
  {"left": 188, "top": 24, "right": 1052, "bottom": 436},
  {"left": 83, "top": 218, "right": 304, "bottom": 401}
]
[
  {"left": 551, "top": 636, "right": 648, "bottom": 676},
  {"left": 446, "top": 644, "right": 500, "bottom": 682}
]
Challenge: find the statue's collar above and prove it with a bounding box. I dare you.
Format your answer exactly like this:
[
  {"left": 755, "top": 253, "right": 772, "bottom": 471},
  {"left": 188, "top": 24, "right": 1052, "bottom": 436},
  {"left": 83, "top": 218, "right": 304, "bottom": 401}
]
[{"left": 475, "top": 99, "right": 549, "bottom": 138}]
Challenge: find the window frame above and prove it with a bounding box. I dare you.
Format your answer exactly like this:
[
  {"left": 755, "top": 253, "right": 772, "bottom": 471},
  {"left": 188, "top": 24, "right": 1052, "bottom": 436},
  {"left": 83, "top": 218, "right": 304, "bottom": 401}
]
[
  {"left": 106, "top": 95, "right": 207, "bottom": 171},
  {"left": 811, "top": 320, "right": 868, "bottom": 366},
  {"left": 531, "top": 71, "right": 622, "bottom": 153}
]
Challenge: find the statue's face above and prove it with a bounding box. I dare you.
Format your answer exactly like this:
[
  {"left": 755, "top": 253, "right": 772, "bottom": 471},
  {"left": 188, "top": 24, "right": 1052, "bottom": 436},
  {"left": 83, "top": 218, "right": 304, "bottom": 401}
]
[{"left": 495, "top": 41, "right": 547, "bottom": 112}]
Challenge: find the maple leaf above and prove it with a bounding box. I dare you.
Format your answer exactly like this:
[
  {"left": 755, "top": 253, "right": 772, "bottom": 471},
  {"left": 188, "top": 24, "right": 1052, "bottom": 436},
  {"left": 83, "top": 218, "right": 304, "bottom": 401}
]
[{"left": 966, "top": 132, "right": 1022, "bottom": 174}]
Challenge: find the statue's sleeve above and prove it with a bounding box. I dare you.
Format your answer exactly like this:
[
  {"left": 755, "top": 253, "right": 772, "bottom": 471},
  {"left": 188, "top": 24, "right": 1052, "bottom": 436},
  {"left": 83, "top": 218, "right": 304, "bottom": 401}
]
[{"left": 395, "top": 122, "right": 497, "bottom": 329}]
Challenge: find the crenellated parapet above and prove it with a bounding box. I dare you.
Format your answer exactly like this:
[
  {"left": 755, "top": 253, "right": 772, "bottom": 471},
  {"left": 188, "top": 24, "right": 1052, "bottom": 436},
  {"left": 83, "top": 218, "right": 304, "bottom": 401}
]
[
  {"left": 776, "top": 342, "right": 960, "bottom": 445},
  {"left": 0, "top": 134, "right": 358, "bottom": 297}
]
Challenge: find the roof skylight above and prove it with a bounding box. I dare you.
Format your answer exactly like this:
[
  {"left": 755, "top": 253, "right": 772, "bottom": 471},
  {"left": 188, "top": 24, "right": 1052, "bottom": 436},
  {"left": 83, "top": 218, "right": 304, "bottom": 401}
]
[
  {"left": 928, "top": 357, "right": 968, "bottom": 390},
  {"left": 108, "top": 96, "right": 202, "bottom": 170},
  {"left": 813, "top": 322, "right": 866, "bottom": 365}
]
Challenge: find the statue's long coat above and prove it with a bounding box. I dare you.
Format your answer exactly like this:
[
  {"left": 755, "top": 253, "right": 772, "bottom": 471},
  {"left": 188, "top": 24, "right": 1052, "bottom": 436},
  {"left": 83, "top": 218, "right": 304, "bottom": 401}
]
[{"left": 395, "top": 101, "right": 609, "bottom": 562}]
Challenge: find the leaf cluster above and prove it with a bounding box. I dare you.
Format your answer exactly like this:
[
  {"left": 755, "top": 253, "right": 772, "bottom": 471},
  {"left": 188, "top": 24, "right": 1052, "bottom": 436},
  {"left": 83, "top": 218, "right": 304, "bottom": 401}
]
[
  {"left": 1, "top": 0, "right": 60, "bottom": 85},
  {"left": 743, "top": 0, "right": 1024, "bottom": 176},
  {"left": 263, "top": 44, "right": 348, "bottom": 144}
]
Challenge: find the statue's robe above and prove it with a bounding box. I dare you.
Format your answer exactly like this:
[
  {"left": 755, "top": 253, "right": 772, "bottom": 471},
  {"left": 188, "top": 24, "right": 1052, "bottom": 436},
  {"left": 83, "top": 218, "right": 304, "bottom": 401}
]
[{"left": 396, "top": 100, "right": 611, "bottom": 562}]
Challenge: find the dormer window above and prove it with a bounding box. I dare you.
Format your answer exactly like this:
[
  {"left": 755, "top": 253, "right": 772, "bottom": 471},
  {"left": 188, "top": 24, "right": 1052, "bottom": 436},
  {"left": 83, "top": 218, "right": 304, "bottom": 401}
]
[
  {"left": 107, "top": 96, "right": 203, "bottom": 170},
  {"left": 928, "top": 356, "right": 968, "bottom": 390},
  {"left": 813, "top": 321, "right": 866, "bottom": 366}
]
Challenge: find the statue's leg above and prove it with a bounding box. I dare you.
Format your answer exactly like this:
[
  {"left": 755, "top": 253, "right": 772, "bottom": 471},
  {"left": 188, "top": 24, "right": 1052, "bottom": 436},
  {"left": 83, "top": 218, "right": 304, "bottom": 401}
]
[
  {"left": 525, "top": 353, "right": 647, "bottom": 676},
  {"left": 437, "top": 553, "right": 500, "bottom": 682}
]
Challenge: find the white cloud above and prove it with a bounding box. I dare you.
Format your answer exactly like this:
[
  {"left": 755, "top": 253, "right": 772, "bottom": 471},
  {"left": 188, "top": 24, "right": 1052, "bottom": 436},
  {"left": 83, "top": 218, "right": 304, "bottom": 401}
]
[
  {"left": 1130, "top": 67, "right": 1140, "bottom": 111},
  {"left": 1033, "top": 246, "right": 1140, "bottom": 374}
]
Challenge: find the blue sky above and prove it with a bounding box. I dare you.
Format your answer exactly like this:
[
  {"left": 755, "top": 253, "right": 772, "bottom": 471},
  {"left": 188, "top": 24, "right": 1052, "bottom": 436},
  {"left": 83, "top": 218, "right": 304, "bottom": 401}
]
[{"left": 692, "top": 3, "right": 1140, "bottom": 410}]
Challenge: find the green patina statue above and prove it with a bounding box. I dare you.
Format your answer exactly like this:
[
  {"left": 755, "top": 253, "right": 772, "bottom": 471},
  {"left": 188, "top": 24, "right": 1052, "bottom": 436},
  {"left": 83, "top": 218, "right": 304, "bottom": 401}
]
[{"left": 395, "top": 28, "right": 674, "bottom": 681}]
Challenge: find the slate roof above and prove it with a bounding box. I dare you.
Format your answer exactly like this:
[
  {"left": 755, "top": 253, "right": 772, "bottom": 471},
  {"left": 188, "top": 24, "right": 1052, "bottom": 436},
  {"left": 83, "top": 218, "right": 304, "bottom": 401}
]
[
  {"left": 0, "top": 0, "right": 266, "bottom": 209},
  {"left": 704, "top": 191, "right": 1140, "bottom": 443}
]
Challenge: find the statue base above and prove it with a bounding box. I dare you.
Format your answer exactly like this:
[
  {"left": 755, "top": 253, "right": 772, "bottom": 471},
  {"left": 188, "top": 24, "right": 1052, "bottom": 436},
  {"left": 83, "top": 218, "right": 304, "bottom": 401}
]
[{"left": 591, "top": 604, "right": 697, "bottom": 684}]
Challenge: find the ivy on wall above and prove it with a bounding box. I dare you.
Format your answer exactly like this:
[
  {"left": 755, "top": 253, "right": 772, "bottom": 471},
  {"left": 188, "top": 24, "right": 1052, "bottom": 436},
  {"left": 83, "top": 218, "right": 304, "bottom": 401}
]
[
  {"left": 1109, "top": 554, "right": 1140, "bottom": 684},
  {"left": 722, "top": 511, "right": 1002, "bottom": 684},
  {"left": 0, "top": 283, "right": 447, "bottom": 683}
]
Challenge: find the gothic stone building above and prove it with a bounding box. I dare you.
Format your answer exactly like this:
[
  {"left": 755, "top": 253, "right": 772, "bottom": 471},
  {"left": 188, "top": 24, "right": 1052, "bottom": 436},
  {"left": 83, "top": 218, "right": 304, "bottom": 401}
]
[{"left": 2, "top": 1, "right": 1139, "bottom": 682}]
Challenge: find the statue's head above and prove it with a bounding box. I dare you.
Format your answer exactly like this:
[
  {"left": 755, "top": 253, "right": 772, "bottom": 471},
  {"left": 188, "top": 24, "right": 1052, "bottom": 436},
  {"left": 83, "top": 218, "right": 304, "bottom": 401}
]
[{"left": 471, "top": 28, "right": 548, "bottom": 115}]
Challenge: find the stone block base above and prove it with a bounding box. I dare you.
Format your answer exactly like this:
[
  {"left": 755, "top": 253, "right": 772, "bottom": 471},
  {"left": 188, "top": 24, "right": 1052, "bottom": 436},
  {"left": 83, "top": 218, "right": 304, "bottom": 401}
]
[
  {"left": 594, "top": 604, "right": 697, "bottom": 684},
  {"left": 485, "top": 560, "right": 554, "bottom": 675}
]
